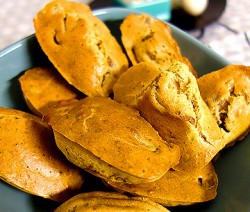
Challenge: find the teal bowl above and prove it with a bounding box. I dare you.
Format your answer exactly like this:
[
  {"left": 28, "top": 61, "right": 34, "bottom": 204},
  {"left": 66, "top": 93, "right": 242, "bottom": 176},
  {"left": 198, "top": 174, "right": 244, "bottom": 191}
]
[
  {"left": 112, "top": 0, "right": 171, "bottom": 21},
  {"left": 0, "top": 7, "right": 249, "bottom": 212}
]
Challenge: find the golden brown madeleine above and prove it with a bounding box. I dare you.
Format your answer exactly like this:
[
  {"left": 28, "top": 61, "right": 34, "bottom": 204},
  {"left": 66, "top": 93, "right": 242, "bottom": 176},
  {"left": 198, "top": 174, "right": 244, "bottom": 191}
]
[
  {"left": 19, "top": 66, "right": 82, "bottom": 117},
  {"left": 120, "top": 13, "right": 197, "bottom": 77},
  {"left": 198, "top": 64, "right": 250, "bottom": 147},
  {"left": 105, "top": 162, "right": 218, "bottom": 207},
  {"left": 113, "top": 62, "right": 161, "bottom": 108},
  {"left": 114, "top": 62, "right": 223, "bottom": 171},
  {"left": 54, "top": 191, "right": 169, "bottom": 211},
  {"left": 44, "top": 97, "right": 180, "bottom": 184},
  {"left": 34, "top": 0, "right": 128, "bottom": 97},
  {"left": 0, "top": 107, "right": 84, "bottom": 202}
]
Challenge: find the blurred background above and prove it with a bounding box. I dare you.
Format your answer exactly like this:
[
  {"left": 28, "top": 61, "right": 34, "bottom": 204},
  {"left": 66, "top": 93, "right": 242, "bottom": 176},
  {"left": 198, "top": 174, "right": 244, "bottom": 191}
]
[{"left": 0, "top": 0, "right": 249, "bottom": 65}]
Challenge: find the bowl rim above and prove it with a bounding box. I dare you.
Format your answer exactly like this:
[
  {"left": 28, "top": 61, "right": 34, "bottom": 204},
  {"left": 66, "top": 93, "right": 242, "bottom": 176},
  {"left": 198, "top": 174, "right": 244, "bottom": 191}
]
[{"left": 0, "top": 6, "right": 249, "bottom": 212}]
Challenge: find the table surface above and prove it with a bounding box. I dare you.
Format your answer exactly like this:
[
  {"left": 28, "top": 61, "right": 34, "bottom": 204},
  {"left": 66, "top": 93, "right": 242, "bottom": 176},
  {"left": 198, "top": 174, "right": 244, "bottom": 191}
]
[{"left": 0, "top": 0, "right": 249, "bottom": 65}]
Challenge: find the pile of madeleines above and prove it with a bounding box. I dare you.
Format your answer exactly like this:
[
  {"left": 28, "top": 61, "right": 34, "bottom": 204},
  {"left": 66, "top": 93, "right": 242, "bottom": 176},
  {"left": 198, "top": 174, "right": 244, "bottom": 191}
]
[{"left": 0, "top": 0, "right": 249, "bottom": 211}]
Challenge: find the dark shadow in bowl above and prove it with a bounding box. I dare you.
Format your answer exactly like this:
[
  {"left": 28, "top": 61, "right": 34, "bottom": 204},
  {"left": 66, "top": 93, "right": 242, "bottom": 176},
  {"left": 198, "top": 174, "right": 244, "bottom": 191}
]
[
  {"left": 8, "top": 73, "right": 29, "bottom": 112},
  {"left": 26, "top": 35, "right": 52, "bottom": 68},
  {"left": 30, "top": 195, "right": 60, "bottom": 212}
]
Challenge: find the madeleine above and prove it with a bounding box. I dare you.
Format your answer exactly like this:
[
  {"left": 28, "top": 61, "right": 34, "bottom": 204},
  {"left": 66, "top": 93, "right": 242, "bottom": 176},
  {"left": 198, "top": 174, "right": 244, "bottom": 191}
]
[
  {"left": 0, "top": 107, "right": 84, "bottom": 202},
  {"left": 55, "top": 191, "right": 169, "bottom": 212},
  {"left": 44, "top": 97, "right": 180, "bottom": 184},
  {"left": 34, "top": 0, "right": 128, "bottom": 97}
]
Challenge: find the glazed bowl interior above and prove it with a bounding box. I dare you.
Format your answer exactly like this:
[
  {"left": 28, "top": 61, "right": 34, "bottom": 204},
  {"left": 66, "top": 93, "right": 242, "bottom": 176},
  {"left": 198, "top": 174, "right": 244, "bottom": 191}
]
[{"left": 0, "top": 7, "right": 249, "bottom": 212}]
